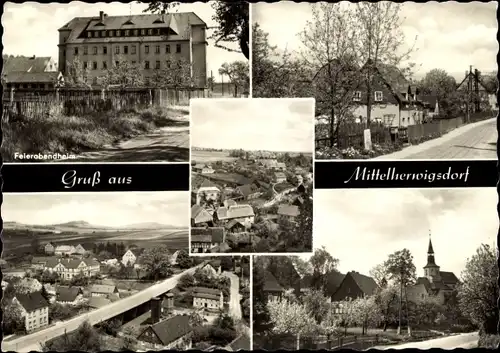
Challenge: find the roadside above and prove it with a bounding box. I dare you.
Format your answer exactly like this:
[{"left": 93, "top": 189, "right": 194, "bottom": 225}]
[
  {"left": 374, "top": 118, "right": 496, "bottom": 160},
  {"left": 223, "top": 271, "right": 242, "bottom": 321},
  {"left": 372, "top": 331, "right": 479, "bottom": 350},
  {"left": 2, "top": 105, "right": 189, "bottom": 163}
]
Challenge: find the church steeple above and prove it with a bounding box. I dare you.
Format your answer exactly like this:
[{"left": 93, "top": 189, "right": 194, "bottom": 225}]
[{"left": 424, "top": 230, "right": 441, "bottom": 282}]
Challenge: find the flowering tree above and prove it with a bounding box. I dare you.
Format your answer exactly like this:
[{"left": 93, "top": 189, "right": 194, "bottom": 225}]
[
  {"left": 64, "top": 57, "right": 92, "bottom": 88},
  {"left": 218, "top": 61, "right": 249, "bottom": 96},
  {"left": 267, "top": 298, "right": 318, "bottom": 350},
  {"left": 350, "top": 296, "right": 381, "bottom": 335}
]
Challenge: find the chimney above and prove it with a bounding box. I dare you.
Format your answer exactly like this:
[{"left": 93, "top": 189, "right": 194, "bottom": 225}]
[
  {"left": 31, "top": 55, "right": 36, "bottom": 60},
  {"left": 99, "top": 11, "right": 104, "bottom": 22},
  {"left": 151, "top": 297, "right": 161, "bottom": 324}
]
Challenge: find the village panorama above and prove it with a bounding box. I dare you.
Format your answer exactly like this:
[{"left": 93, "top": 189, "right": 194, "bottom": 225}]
[
  {"left": 1, "top": 192, "right": 250, "bottom": 352},
  {"left": 189, "top": 98, "right": 315, "bottom": 254}
]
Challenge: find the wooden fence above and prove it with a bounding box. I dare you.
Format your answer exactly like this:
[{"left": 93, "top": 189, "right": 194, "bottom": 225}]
[
  {"left": 315, "top": 122, "right": 391, "bottom": 150},
  {"left": 2, "top": 86, "right": 207, "bottom": 122}
]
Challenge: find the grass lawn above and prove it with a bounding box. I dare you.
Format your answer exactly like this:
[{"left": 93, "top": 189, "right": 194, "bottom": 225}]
[{"left": 2, "top": 105, "right": 186, "bottom": 161}]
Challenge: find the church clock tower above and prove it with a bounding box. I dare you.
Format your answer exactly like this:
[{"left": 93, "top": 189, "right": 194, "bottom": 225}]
[{"left": 424, "top": 231, "right": 441, "bottom": 283}]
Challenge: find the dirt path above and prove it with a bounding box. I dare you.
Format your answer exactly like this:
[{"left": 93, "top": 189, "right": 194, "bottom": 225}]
[{"left": 74, "top": 114, "right": 189, "bottom": 162}]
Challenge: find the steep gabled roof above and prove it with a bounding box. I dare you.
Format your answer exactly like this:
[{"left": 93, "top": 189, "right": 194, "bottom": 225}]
[
  {"left": 148, "top": 315, "right": 192, "bottom": 346},
  {"left": 439, "top": 271, "right": 459, "bottom": 284},
  {"left": 15, "top": 291, "right": 49, "bottom": 312},
  {"left": 349, "top": 271, "right": 378, "bottom": 296},
  {"left": 263, "top": 271, "right": 285, "bottom": 293},
  {"left": 56, "top": 286, "right": 82, "bottom": 302},
  {"left": 2, "top": 56, "right": 54, "bottom": 75}
]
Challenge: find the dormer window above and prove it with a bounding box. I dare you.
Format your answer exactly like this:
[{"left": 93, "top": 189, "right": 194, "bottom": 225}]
[
  {"left": 125, "top": 30, "right": 130, "bottom": 36},
  {"left": 116, "top": 30, "right": 121, "bottom": 37},
  {"left": 101, "top": 31, "right": 106, "bottom": 37},
  {"left": 374, "top": 91, "right": 383, "bottom": 102},
  {"left": 94, "top": 31, "right": 99, "bottom": 38},
  {"left": 153, "top": 18, "right": 164, "bottom": 24},
  {"left": 148, "top": 29, "right": 153, "bottom": 35},
  {"left": 134, "top": 29, "right": 139, "bottom": 36},
  {"left": 141, "top": 29, "right": 145, "bottom": 35},
  {"left": 87, "top": 32, "right": 92, "bottom": 38},
  {"left": 353, "top": 91, "right": 361, "bottom": 101},
  {"left": 109, "top": 30, "right": 114, "bottom": 37},
  {"left": 124, "top": 19, "right": 134, "bottom": 25}
]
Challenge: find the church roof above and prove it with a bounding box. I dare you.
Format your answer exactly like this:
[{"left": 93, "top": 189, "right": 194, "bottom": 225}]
[{"left": 427, "top": 238, "right": 434, "bottom": 254}]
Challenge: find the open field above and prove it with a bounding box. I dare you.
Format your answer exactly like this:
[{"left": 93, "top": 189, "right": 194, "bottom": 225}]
[{"left": 191, "top": 150, "right": 239, "bottom": 162}]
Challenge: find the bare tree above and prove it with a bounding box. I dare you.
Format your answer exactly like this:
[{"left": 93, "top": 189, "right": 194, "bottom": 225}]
[
  {"left": 299, "top": 3, "right": 361, "bottom": 148},
  {"left": 354, "top": 2, "right": 417, "bottom": 127}
]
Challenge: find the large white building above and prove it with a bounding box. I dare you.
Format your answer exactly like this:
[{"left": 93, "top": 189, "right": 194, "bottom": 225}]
[{"left": 13, "top": 292, "right": 50, "bottom": 332}]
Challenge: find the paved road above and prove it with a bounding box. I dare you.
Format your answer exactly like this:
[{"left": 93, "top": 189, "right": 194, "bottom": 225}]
[
  {"left": 262, "top": 187, "right": 296, "bottom": 208},
  {"left": 223, "top": 271, "right": 242, "bottom": 321},
  {"left": 376, "top": 118, "right": 496, "bottom": 160},
  {"left": 73, "top": 114, "right": 189, "bottom": 162},
  {"left": 373, "top": 332, "right": 479, "bottom": 350},
  {"left": 1, "top": 265, "right": 201, "bottom": 353}
]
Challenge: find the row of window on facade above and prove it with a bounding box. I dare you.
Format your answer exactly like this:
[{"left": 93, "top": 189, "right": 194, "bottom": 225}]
[
  {"left": 6, "top": 83, "right": 55, "bottom": 89},
  {"left": 85, "top": 27, "right": 166, "bottom": 39},
  {"left": 28, "top": 316, "right": 47, "bottom": 328},
  {"left": 353, "top": 91, "right": 384, "bottom": 102},
  {"left": 74, "top": 43, "right": 181, "bottom": 56},
  {"left": 82, "top": 59, "right": 181, "bottom": 70}
]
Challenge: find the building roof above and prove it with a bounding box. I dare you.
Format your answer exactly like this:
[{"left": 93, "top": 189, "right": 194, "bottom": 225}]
[
  {"left": 439, "top": 271, "right": 459, "bottom": 284},
  {"left": 192, "top": 287, "right": 222, "bottom": 301},
  {"left": 210, "top": 243, "right": 231, "bottom": 253},
  {"left": 277, "top": 204, "right": 300, "bottom": 217},
  {"left": 15, "top": 292, "right": 49, "bottom": 312},
  {"left": 218, "top": 205, "right": 255, "bottom": 220},
  {"left": 55, "top": 245, "right": 75, "bottom": 252},
  {"left": 6, "top": 70, "right": 61, "bottom": 84},
  {"left": 191, "top": 227, "right": 224, "bottom": 243},
  {"left": 420, "top": 95, "right": 438, "bottom": 109},
  {"left": 237, "top": 184, "right": 259, "bottom": 197},
  {"left": 191, "top": 204, "right": 213, "bottom": 223},
  {"left": 147, "top": 315, "right": 192, "bottom": 346},
  {"left": 263, "top": 271, "right": 285, "bottom": 293},
  {"left": 46, "top": 258, "right": 87, "bottom": 269},
  {"left": 275, "top": 172, "right": 286, "bottom": 178},
  {"left": 199, "top": 179, "right": 219, "bottom": 189},
  {"left": 89, "top": 284, "right": 117, "bottom": 294},
  {"left": 2, "top": 55, "right": 54, "bottom": 74},
  {"left": 60, "top": 12, "right": 206, "bottom": 44},
  {"left": 276, "top": 162, "right": 286, "bottom": 169},
  {"left": 224, "top": 199, "right": 237, "bottom": 208},
  {"left": 57, "top": 286, "right": 82, "bottom": 302},
  {"left": 348, "top": 271, "right": 378, "bottom": 296},
  {"left": 225, "top": 219, "right": 245, "bottom": 230},
  {"left": 88, "top": 296, "right": 112, "bottom": 308}
]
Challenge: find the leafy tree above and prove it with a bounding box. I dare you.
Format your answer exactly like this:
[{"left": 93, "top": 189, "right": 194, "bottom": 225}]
[
  {"left": 98, "top": 318, "right": 122, "bottom": 337},
  {"left": 42, "top": 321, "right": 102, "bottom": 352},
  {"left": 40, "top": 284, "right": 52, "bottom": 303},
  {"left": 458, "top": 244, "right": 498, "bottom": 335},
  {"left": 419, "top": 69, "right": 460, "bottom": 117},
  {"left": 2, "top": 302, "right": 25, "bottom": 335},
  {"left": 370, "top": 263, "right": 390, "bottom": 288},
  {"left": 409, "top": 296, "right": 443, "bottom": 327},
  {"left": 267, "top": 298, "right": 318, "bottom": 350},
  {"left": 101, "top": 58, "right": 144, "bottom": 88},
  {"left": 176, "top": 249, "right": 193, "bottom": 269},
  {"left": 301, "top": 289, "right": 330, "bottom": 324},
  {"left": 138, "top": 246, "right": 173, "bottom": 281},
  {"left": 350, "top": 296, "right": 381, "bottom": 335},
  {"left": 384, "top": 249, "right": 417, "bottom": 334},
  {"left": 64, "top": 57, "right": 92, "bottom": 88},
  {"left": 178, "top": 273, "right": 196, "bottom": 291},
  {"left": 253, "top": 257, "right": 270, "bottom": 331},
  {"left": 49, "top": 302, "right": 75, "bottom": 322},
  {"left": 31, "top": 235, "right": 41, "bottom": 254},
  {"left": 144, "top": 1, "right": 249, "bottom": 59},
  {"left": 220, "top": 257, "right": 234, "bottom": 272},
  {"left": 252, "top": 23, "right": 312, "bottom": 98},
  {"left": 299, "top": 3, "right": 361, "bottom": 147},
  {"left": 309, "top": 246, "right": 339, "bottom": 294},
  {"left": 354, "top": 2, "right": 417, "bottom": 127},
  {"left": 320, "top": 304, "right": 342, "bottom": 347},
  {"left": 97, "top": 250, "right": 113, "bottom": 260},
  {"left": 373, "top": 285, "right": 399, "bottom": 331},
  {"left": 150, "top": 55, "right": 195, "bottom": 88},
  {"left": 218, "top": 61, "right": 249, "bottom": 97}
]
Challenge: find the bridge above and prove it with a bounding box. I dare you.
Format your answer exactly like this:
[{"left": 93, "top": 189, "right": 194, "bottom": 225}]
[{"left": 2, "top": 265, "right": 201, "bottom": 352}]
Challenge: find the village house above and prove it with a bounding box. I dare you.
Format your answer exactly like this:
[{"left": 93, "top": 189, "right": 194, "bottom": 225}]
[
  {"left": 216, "top": 204, "right": 255, "bottom": 228},
  {"left": 44, "top": 258, "right": 100, "bottom": 280},
  {"left": 258, "top": 159, "right": 279, "bottom": 169},
  {"left": 32, "top": 256, "right": 55, "bottom": 270},
  {"left": 235, "top": 183, "right": 262, "bottom": 201},
  {"left": 2, "top": 55, "right": 63, "bottom": 90},
  {"left": 277, "top": 204, "right": 300, "bottom": 223},
  {"left": 74, "top": 244, "right": 86, "bottom": 255},
  {"left": 196, "top": 179, "right": 221, "bottom": 205},
  {"left": 225, "top": 219, "right": 247, "bottom": 233},
  {"left": 407, "top": 237, "right": 460, "bottom": 305},
  {"left": 223, "top": 199, "right": 238, "bottom": 208},
  {"left": 191, "top": 204, "right": 214, "bottom": 226},
  {"left": 55, "top": 245, "right": 76, "bottom": 256},
  {"left": 325, "top": 60, "right": 424, "bottom": 128},
  {"left": 274, "top": 172, "right": 287, "bottom": 183},
  {"left": 56, "top": 286, "right": 84, "bottom": 305},
  {"left": 3, "top": 269, "right": 27, "bottom": 278},
  {"left": 263, "top": 271, "right": 285, "bottom": 302},
  {"left": 419, "top": 95, "right": 440, "bottom": 119},
  {"left": 201, "top": 166, "right": 215, "bottom": 174},
  {"left": 192, "top": 287, "right": 224, "bottom": 310},
  {"left": 200, "top": 259, "right": 222, "bottom": 277},
  {"left": 137, "top": 314, "right": 193, "bottom": 350},
  {"left": 44, "top": 242, "right": 55, "bottom": 255},
  {"left": 456, "top": 67, "right": 498, "bottom": 112},
  {"left": 16, "top": 278, "right": 43, "bottom": 294},
  {"left": 89, "top": 284, "right": 119, "bottom": 298},
  {"left": 191, "top": 227, "right": 225, "bottom": 253},
  {"left": 121, "top": 249, "right": 141, "bottom": 267},
  {"left": 58, "top": 11, "right": 207, "bottom": 88},
  {"left": 331, "top": 271, "right": 378, "bottom": 303},
  {"left": 275, "top": 162, "right": 287, "bottom": 171},
  {"left": 13, "top": 292, "right": 50, "bottom": 332}
]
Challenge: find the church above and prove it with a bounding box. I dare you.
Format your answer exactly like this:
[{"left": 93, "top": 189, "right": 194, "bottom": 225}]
[{"left": 407, "top": 235, "right": 460, "bottom": 305}]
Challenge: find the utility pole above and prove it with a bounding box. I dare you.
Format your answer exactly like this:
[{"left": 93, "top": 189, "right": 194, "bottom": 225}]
[
  {"left": 221, "top": 74, "right": 224, "bottom": 96},
  {"left": 467, "top": 65, "right": 473, "bottom": 123},
  {"left": 397, "top": 266, "right": 403, "bottom": 335}
]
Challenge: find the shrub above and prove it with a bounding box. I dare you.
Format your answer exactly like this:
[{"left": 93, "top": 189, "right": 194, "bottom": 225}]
[{"left": 478, "top": 334, "right": 500, "bottom": 349}]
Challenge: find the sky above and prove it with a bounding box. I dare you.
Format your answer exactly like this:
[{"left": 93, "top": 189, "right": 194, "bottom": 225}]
[
  {"left": 253, "top": 1, "right": 498, "bottom": 81},
  {"left": 2, "top": 192, "right": 189, "bottom": 228},
  {"left": 311, "top": 188, "right": 497, "bottom": 279},
  {"left": 2, "top": 1, "right": 245, "bottom": 81},
  {"left": 190, "top": 98, "right": 315, "bottom": 152}
]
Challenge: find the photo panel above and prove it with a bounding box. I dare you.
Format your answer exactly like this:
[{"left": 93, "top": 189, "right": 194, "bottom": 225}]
[
  {"left": 189, "top": 98, "right": 315, "bottom": 255},
  {"left": 251, "top": 1, "right": 497, "bottom": 160},
  {"left": 2, "top": 1, "right": 249, "bottom": 163},
  {"left": 253, "top": 187, "right": 497, "bottom": 350},
  {"left": 1, "top": 192, "right": 250, "bottom": 351}
]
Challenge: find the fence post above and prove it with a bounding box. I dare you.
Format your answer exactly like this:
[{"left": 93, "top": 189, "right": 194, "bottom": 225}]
[
  {"left": 10, "top": 87, "right": 14, "bottom": 101},
  {"left": 148, "top": 89, "right": 152, "bottom": 106},
  {"left": 55, "top": 88, "right": 60, "bottom": 101},
  {"left": 101, "top": 88, "right": 106, "bottom": 100}
]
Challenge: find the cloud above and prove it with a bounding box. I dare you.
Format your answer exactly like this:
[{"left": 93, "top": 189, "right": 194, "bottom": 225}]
[
  {"left": 3, "top": 192, "right": 189, "bottom": 227},
  {"left": 313, "top": 188, "right": 497, "bottom": 278},
  {"left": 191, "top": 99, "right": 314, "bottom": 152}
]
